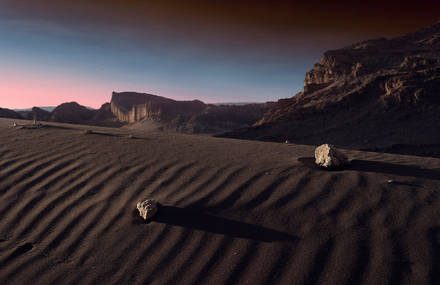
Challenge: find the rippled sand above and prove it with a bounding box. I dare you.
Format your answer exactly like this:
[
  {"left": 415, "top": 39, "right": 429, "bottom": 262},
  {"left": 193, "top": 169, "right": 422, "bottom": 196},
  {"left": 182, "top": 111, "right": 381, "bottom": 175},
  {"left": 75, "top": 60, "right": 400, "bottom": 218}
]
[{"left": 0, "top": 118, "right": 439, "bottom": 284}]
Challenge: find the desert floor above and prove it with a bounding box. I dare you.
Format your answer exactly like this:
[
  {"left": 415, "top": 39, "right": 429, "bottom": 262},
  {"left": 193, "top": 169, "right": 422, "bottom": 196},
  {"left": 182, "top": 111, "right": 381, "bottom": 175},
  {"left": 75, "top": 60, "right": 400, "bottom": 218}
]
[{"left": 0, "top": 118, "right": 439, "bottom": 284}]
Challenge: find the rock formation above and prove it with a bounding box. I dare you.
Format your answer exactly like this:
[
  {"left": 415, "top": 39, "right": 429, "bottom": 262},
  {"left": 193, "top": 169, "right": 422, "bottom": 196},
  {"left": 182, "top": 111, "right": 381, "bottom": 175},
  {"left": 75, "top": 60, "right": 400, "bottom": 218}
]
[
  {"left": 314, "top": 144, "right": 349, "bottom": 169},
  {"left": 110, "top": 91, "right": 272, "bottom": 133},
  {"left": 50, "top": 102, "right": 96, "bottom": 124},
  {"left": 0, "top": 103, "right": 121, "bottom": 127},
  {"left": 1, "top": 93, "right": 270, "bottom": 133},
  {"left": 220, "top": 21, "right": 440, "bottom": 154},
  {"left": 91, "top": 103, "right": 123, "bottom": 127},
  {"left": 0, "top": 108, "right": 22, "bottom": 119},
  {"left": 49, "top": 102, "right": 121, "bottom": 127},
  {"left": 110, "top": 92, "right": 206, "bottom": 124}
]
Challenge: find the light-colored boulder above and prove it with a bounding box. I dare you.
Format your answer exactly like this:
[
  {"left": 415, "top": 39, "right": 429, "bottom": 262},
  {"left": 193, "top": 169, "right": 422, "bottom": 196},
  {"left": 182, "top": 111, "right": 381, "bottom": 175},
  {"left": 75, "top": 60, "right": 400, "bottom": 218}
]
[
  {"left": 136, "top": 199, "right": 158, "bottom": 220},
  {"left": 315, "top": 144, "right": 348, "bottom": 169}
]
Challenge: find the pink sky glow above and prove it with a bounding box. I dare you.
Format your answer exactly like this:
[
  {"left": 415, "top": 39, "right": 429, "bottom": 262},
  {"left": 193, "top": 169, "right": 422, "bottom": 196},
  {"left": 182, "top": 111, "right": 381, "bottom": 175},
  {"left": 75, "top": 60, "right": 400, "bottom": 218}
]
[
  {"left": 0, "top": 67, "right": 110, "bottom": 109},
  {"left": 0, "top": 68, "right": 233, "bottom": 109}
]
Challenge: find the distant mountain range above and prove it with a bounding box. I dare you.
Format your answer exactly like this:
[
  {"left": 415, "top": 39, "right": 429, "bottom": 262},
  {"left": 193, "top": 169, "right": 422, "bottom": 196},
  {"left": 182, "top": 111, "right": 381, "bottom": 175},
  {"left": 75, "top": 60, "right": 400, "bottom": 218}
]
[
  {"left": 2, "top": 103, "right": 121, "bottom": 127},
  {"left": 13, "top": 106, "right": 95, "bottom": 112},
  {"left": 13, "top": 106, "right": 57, "bottom": 112},
  {"left": 1, "top": 93, "right": 273, "bottom": 134},
  {"left": 211, "top": 102, "right": 265, "bottom": 106}
]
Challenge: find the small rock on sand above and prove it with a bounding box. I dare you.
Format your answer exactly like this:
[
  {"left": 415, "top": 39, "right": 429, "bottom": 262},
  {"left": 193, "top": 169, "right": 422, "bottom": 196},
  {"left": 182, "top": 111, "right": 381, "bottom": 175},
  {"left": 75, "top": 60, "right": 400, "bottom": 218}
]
[
  {"left": 136, "top": 199, "right": 159, "bottom": 220},
  {"left": 315, "top": 144, "right": 349, "bottom": 169}
]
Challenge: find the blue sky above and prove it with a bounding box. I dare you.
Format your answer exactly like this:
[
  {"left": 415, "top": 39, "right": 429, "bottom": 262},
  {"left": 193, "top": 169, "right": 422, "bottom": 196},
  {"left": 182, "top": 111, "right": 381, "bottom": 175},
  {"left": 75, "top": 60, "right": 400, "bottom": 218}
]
[{"left": 0, "top": 0, "right": 437, "bottom": 108}]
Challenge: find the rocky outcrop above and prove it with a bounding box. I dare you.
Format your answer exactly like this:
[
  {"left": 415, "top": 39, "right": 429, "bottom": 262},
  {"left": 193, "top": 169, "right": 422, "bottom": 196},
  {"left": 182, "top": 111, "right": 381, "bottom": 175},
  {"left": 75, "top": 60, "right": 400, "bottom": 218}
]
[
  {"left": 221, "top": 21, "right": 440, "bottom": 151},
  {"left": 91, "top": 103, "right": 123, "bottom": 127},
  {"left": 50, "top": 102, "right": 96, "bottom": 124},
  {"left": 111, "top": 92, "right": 206, "bottom": 124},
  {"left": 0, "top": 108, "right": 22, "bottom": 119},
  {"left": 314, "top": 144, "right": 349, "bottom": 169},
  {"left": 111, "top": 91, "right": 272, "bottom": 133},
  {"left": 1, "top": 93, "right": 270, "bottom": 132},
  {"left": 1, "top": 103, "right": 121, "bottom": 127},
  {"left": 48, "top": 102, "right": 122, "bottom": 126}
]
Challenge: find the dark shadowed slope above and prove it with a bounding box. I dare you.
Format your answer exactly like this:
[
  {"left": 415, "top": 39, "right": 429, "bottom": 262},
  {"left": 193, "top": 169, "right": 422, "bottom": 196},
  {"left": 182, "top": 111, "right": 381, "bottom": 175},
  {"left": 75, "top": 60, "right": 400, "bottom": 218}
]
[
  {"left": 221, "top": 21, "right": 440, "bottom": 155},
  {"left": 49, "top": 102, "right": 96, "bottom": 124},
  {"left": 0, "top": 108, "right": 22, "bottom": 119}
]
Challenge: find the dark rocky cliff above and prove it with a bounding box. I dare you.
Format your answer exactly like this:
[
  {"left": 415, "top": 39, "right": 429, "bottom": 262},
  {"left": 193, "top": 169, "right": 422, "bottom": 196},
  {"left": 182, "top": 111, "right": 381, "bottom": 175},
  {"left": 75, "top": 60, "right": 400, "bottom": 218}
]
[
  {"left": 110, "top": 92, "right": 206, "bottom": 124},
  {"left": 110, "top": 91, "right": 272, "bottom": 133},
  {"left": 221, "top": 21, "right": 440, "bottom": 154}
]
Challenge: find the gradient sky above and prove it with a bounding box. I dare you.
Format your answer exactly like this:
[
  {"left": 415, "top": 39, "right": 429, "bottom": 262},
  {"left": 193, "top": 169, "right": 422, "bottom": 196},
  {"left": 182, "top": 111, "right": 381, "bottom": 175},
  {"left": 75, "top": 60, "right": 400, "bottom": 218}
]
[{"left": 1, "top": 0, "right": 439, "bottom": 109}]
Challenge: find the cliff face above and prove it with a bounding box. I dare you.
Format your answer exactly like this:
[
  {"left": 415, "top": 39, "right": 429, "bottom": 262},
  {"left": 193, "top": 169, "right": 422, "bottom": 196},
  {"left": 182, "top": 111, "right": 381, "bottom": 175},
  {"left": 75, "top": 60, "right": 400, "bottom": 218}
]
[
  {"left": 110, "top": 92, "right": 271, "bottom": 133},
  {"left": 110, "top": 92, "right": 206, "bottom": 124},
  {"left": 91, "top": 103, "right": 123, "bottom": 127},
  {"left": 221, "top": 22, "right": 440, "bottom": 151}
]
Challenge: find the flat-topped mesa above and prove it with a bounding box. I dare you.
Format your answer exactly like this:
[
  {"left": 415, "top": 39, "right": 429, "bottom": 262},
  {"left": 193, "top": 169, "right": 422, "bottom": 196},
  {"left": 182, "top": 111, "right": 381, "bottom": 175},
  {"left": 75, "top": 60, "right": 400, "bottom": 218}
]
[{"left": 110, "top": 91, "right": 206, "bottom": 123}]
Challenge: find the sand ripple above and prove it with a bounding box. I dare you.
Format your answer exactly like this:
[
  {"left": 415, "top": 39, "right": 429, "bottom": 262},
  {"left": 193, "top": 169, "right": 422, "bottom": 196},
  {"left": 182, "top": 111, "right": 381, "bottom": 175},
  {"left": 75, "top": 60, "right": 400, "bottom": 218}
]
[{"left": 0, "top": 119, "right": 439, "bottom": 284}]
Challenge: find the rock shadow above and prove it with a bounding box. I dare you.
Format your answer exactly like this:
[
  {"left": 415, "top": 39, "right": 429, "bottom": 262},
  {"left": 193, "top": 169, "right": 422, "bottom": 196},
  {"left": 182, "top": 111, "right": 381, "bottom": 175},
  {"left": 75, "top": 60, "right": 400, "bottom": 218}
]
[
  {"left": 298, "top": 157, "right": 440, "bottom": 180},
  {"left": 133, "top": 205, "right": 297, "bottom": 243},
  {"left": 427, "top": 227, "right": 440, "bottom": 284},
  {"left": 349, "top": 159, "right": 440, "bottom": 180},
  {"left": 297, "top": 157, "right": 345, "bottom": 171}
]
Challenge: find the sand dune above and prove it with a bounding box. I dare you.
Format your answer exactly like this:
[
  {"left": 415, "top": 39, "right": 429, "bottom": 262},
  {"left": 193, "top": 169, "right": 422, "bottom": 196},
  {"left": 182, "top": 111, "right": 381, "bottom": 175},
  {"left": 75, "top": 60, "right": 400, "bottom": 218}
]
[{"left": 0, "top": 118, "right": 439, "bottom": 284}]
